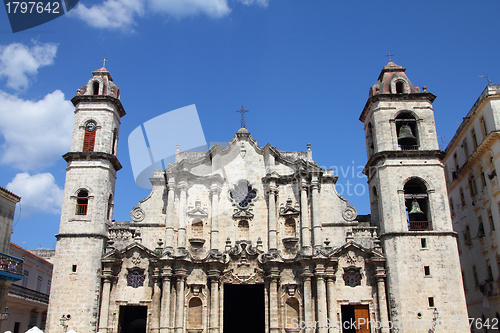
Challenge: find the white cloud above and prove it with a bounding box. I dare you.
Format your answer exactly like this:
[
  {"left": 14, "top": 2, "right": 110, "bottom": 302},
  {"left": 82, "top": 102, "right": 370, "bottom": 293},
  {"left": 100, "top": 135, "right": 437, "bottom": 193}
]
[
  {"left": 0, "top": 42, "right": 57, "bottom": 90},
  {"left": 71, "top": 0, "right": 269, "bottom": 30},
  {"left": 148, "top": 0, "right": 230, "bottom": 19},
  {"left": 7, "top": 172, "right": 63, "bottom": 215},
  {"left": 235, "top": 0, "right": 269, "bottom": 6},
  {"left": 0, "top": 90, "right": 73, "bottom": 170},
  {"left": 71, "top": 0, "right": 145, "bottom": 30}
]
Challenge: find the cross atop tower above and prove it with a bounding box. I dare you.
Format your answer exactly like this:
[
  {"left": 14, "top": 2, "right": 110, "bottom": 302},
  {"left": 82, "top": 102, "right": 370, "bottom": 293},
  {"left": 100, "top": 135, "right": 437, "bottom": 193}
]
[
  {"left": 236, "top": 106, "right": 249, "bottom": 128},
  {"left": 385, "top": 52, "right": 394, "bottom": 62},
  {"left": 101, "top": 57, "right": 109, "bottom": 68}
]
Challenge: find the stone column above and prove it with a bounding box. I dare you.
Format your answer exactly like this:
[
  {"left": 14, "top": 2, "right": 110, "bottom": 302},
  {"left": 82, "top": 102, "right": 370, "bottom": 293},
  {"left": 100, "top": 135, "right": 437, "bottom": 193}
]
[
  {"left": 300, "top": 179, "right": 312, "bottom": 250},
  {"left": 268, "top": 268, "right": 280, "bottom": 333},
  {"left": 301, "top": 267, "right": 314, "bottom": 333},
  {"left": 208, "top": 268, "right": 221, "bottom": 333},
  {"left": 325, "top": 267, "right": 336, "bottom": 333},
  {"left": 267, "top": 182, "right": 279, "bottom": 251},
  {"left": 151, "top": 273, "right": 162, "bottom": 333},
  {"left": 98, "top": 277, "right": 112, "bottom": 333},
  {"left": 160, "top": 268, "right": 172, "bottom": 333},
  {"left": 174, "top": 269, "right": 187, "bottom": 333},
  {"left": 375, "top": 265, "right": 390, "bottom": 333},
  {"left": 311, "top": 174, "right": 322, "bottom": 248},
  {"left": 210, "top": 185, "right": 221, "bottom": 250},
  {"left": 178, "top": 181, "right": 188, "bottom": 248},
  {"left": 165, "top": 177, "right": 176, "bottom": 249},
  {"left": 315, "top": 265, "right": 328, "bottom": 333}
]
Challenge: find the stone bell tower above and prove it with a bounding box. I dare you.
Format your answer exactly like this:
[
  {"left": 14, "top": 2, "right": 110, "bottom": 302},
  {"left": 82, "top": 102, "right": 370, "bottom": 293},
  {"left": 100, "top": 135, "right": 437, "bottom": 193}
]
[
  {"left": 360, "top": 61, "right": 468, "bottom": 331},
  {"left": 46, "top": 65, "right": 125, "bottom": 333}
]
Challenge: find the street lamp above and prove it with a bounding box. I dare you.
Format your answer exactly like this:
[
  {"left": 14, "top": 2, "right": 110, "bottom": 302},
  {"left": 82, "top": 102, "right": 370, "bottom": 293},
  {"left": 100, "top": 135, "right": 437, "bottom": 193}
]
[
  {"left": 0, "top": 307, "right": 9, "bottom": 321},
  {"left": 60, "top": 314, "right": 71, "bottom": 333}
]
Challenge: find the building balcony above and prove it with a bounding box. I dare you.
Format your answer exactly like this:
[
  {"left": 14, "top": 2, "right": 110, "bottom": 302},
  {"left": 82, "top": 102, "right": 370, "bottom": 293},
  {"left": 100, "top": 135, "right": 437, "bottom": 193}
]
[
  {"left": 408, "top": 221, "right": 432, "bottom": 231},
  {"left": 8, "top": 284, "right": 49, "bottom": 304},
  {"left": 0, "top": 252, "right": 23, "bottom": 282}
]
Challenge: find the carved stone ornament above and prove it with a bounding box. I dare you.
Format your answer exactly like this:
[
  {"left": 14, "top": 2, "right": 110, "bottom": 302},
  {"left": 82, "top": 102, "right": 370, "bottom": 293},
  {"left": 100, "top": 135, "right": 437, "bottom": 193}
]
[
  {"left": 130, "top": 206, "right": 145, "bottom": 222},
  {"left": 342, "top": 205, "right": 357, "bottom": 221},
  {"left": 345, "top": 250, "right": 359, "bottom": 265},
  {"left": 188, "top": 200, "right": 208, "bottom": 218},
  {"left": 280, "top": 198, "right": 300, "bottom": 217},
  {"left": 131, "top": 251, "right": 142, "bottom": 266}
]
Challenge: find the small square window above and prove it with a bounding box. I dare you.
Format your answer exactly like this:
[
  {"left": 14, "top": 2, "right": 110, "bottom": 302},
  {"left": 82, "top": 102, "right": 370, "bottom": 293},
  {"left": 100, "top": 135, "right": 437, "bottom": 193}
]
[
  {"left": 428, "top": 297, "right": 434, "bottom": 307},
  {"left": 72, "top": 265, "right": 77, "bottom": 273},
  {"left": 421, "top": 238, "right": 427, "bottom": 248},
  {"left": 424, "top": 266, "right": 430, "bottom": 276}
]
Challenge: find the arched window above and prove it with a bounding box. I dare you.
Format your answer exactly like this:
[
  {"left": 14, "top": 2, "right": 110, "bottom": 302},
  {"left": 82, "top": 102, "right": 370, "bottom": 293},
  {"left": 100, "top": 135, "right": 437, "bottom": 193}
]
[
  {"left": 92, "top": 81, "right": 100, "bottom": 95},
  {"left": 107, "top": 195, "right": 113, "bottom": 220},
  {"left": 284, "top": 218, "right": 296, "bottom": 237},
  {"left": 460, "top": 188, "right": 466, "bottom": 208},
  {"left": 480, "top": 117, "right": 487, "bottom": 138},
  {"left": 188, "top": 298, "right": 202, "bottom": 329},
  {"left": 468, "top": 175, "right": 478, "bottom": 199},
  {"left": 192, "top": 219, "right": 203, "bottom": 238},
  {"left": 449, "top": 197, "right": 455, "bottom": 217},
  {"left": 83, "top": 121, "right": 97, "bottom": 152},
  {"left": 111, "top": 128, "right": 118, "bottom": 155},
  {"left": 404, "top": 179, "right": 432, "bottom": 230},
  {"left": 395, "top": 81, "right": 405, "bottom": 94},
  {"left": 285, "top": 297, "right": 300, "bottom": 329},
  {"left": 238, "top": 220, "right": 249, "bottom": 240},
  {"left": 395, "top": 112, "right": 418, "bottom": 150},
  {"left": 367, "top": 122, "right": 374, "bottom": 154},
  {"left": 76, "top": 190, "right": 89, "bottom": 215}
]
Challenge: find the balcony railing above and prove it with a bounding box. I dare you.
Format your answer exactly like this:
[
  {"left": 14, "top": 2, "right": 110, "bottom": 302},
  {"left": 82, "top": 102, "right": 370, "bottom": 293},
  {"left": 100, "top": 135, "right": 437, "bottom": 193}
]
[
  {"left": 8, "top": 284, "right": 49, "bottom": 304},
  {"left": 0, "top": 252, "right": 23, "bottom": 281},
  {"left": 76, "top": 203, "right": 88, "bottom": 215},
  {"left": 408, "top": 221, "right": 432, "bottom": 231},
  {"left": 400, "top": 145, "right": 420, "bottom": 151}
]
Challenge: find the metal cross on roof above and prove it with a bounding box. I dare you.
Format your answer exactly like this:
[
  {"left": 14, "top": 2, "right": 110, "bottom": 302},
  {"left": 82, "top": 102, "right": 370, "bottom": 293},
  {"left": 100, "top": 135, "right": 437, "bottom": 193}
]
[
  {"left": 236, "top": 106, "right": 249, "bottom": 128},
  {"left": 385, "top": 52, "right": 394, "bottom": 62},
  {"left": 101, "top": 57, "right": 109, "bottom": 68}
]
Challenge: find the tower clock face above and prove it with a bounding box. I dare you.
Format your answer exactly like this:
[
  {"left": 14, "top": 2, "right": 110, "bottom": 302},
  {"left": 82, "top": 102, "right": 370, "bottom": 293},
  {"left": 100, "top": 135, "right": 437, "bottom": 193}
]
[{"left": 86, "top": 121, "right": 97, "bottom": 132}]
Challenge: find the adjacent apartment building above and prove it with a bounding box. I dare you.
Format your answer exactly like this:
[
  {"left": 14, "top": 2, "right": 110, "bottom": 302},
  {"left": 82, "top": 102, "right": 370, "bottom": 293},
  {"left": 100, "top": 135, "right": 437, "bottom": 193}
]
[{"left": 443, "top": 84, "right": 500, "bottom": 324}]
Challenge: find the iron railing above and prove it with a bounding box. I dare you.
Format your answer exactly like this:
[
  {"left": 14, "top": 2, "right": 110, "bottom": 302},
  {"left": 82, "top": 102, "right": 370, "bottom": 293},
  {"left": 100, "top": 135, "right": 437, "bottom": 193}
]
[
  {"left": 0, "top": 252, "right": 23, "bottom": 276},
  {"left": 408, "top": 221, "right": 432, "bottom": 231}
]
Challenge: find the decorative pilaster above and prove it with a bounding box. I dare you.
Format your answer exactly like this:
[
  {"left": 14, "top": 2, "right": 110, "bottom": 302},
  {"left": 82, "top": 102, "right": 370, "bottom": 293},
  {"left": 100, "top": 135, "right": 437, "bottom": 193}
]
[
  {"left": 160, "top": 267, "right": 172, "bottom": 333},
  {"left": 208, "top": 268, "right": 221, "bottom": 333},
  {"left": 315, "top": 264, "right": 328, "bottom": 333},
  {"left": 325, "top": 267, "right": 336, "bottom": 333},
  {"left": 267, "top": 181, "right": 279, "bottom": 251},
  {"left": 97, "top": 276, "right": 113, "bottom": 333},
  {"left": 178, "top": 181, "right": 188, "bottom": 248},
  {"left": 165, "top": 176, "right": 176, "bottom": 249},
  {"left": 301, "top": 267, "right": 314, "bottom": 333},
  {"left": 210, "top": 185, "right": 221, "bottom": 251},
  {"left": 174, "top": 268, "right": 188, "bottom": 333},
  {"left": 151, "top": 271, "right": 162, "bottom": 333},
  {"left": 311, "top": 174, "right": 322, "bottom": 248},
  {"left": 268, "top": 267, "right": 280, "bottom": 333},
  {"left": 375, "top": 264, "right": 390, "bottom": 333},
  {"left": 300, "top": 179, "right": 311, "bottom": 250}
]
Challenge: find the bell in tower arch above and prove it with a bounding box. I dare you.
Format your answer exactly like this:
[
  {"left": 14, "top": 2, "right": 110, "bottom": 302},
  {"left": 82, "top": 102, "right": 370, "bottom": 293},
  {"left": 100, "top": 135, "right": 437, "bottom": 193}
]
[
  {"left": 408, "top": 199, "right": 424, "bottom": 217},
  {"left": 398, "top": 124, "right": 417, "bottom": 146}
]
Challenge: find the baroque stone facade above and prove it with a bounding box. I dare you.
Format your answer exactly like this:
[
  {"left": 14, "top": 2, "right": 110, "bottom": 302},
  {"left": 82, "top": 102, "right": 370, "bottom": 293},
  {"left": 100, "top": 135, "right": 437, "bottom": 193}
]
[
  {"left": 443, "top": 84, "right": 500, "bottom": 325},
  {"left": 46, "top": 63, "right": 469, "bottom": 333}
]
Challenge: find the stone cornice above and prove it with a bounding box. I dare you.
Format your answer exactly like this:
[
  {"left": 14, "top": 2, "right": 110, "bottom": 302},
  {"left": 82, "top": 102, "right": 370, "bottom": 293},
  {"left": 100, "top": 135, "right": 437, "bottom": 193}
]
[
  {"left": 63, "top": 151, "right": 122, "bottom": 171},
  {"left": 56, "top": 233, "right": 108, "bottom": 240},
  {"left": 360, "top": 92, "right": 436, "bottom": 122},
  {"left": 363, "top": 150, "right": 445, "bottom": 174},
  {"left": 379, "top": 231, "right": 457, "bottom": 239},
  {"left": 71, "top": 95, "right": 126, "bottom": 118}
]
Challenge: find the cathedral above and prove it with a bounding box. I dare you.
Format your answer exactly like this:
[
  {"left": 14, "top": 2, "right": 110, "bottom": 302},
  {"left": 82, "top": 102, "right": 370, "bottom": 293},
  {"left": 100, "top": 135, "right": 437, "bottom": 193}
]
[{"left": 46, "top": 62, "right": 469, "bottom": 333}]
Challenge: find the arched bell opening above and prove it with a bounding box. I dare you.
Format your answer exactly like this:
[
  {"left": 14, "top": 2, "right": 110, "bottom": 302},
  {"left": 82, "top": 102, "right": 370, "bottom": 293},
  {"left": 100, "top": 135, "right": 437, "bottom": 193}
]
[
  {"left": 395, "top": 112, "right": 418, "bottom": 150},
  {"left": 404, "top": 179, "right": 432, "bottom": 231}
]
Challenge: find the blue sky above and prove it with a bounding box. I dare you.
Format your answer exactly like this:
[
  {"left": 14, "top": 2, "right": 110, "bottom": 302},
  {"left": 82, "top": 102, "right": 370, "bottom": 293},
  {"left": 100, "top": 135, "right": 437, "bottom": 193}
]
[{"left": 0, "top": 0, "right": 499, "bottom": 250}]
